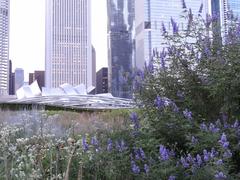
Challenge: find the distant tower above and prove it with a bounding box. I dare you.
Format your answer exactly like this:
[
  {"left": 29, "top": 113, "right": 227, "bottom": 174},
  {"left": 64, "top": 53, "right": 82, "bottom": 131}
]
[
  {"left": 8, "top": 60, "right": 15, "bottom": 95},
  {"left": 135, "top": 0, "right": 210, "bottom": 69},
  {"left": 14, "top": 68, "right": 24, "bottom": 93},
  {"left": 216, "top": 0, "right": 240, "bottom": 37},
  {"left": 96, "top": 67, "right": 108, "bottom": 94},
  {"left": 45, "top": 0, "right": 92, "bottom": 88},
  {"left": 92, "top": 45, "right": 96, "bottom": 87},
  {"left": 0, "top": 0, "right": 9, "bottom": 95},
  {"left": 107, "top": 0, "right": 135, "bottom": 98}
]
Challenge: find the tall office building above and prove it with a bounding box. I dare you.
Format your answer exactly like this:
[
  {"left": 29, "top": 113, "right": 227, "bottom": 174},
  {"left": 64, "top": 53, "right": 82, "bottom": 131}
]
[
  {"left": 45, "top": 0, "right": 92, "bottom": 88},
  {"left": 213, "top": 0, "right": 240, "bottom": 37},
  {"left": 0, "top": 0, "right": 9, "bottom": 95},
  {"left": 92, "top": 45, "right": 96, "bottom": 87},
  {"left": 14, "top": 68, "right": 24, "bottom": 93},
  {"left": 8, "top": 60, "right": 14, "bottom": 95},
  {"left": 96, "top": 67, "right": 108, "bottom": 94},
  {"left": 29, "top": 71, "right": 45, "bottom": 90},
  {"left": 135, "top": 0, "right": 210, "bottom": 69},
  {"left": 107, "top": 0, "right": 135, "bottom": 98}
]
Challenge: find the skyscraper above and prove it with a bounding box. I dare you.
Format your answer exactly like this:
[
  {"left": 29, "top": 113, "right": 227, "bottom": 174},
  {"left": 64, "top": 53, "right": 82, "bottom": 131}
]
[
  {"left": 45, "top": 0, "right": 92, "bottom": 88},
  {"left": 0, "top": 0, "right": 9, "bottom": 95},
  {"left": 14, "top": 68, "right": 24, "bottom": 93},
  {"left": 135, "top": 0, "right": 210, "bottom": 69},
  {"left": 107, "top": 0, "right": 135, "bottom": 98},
  {"left": 96, "top": 67, "right": 108, "bottom": 94},
  {"left": 213, "top": 0, "right": 240, "bottom": 37}
]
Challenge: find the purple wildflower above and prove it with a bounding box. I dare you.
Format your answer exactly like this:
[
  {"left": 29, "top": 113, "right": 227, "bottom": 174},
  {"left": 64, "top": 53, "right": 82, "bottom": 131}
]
[
  {"left": 216, "top": 159, "right": 223, "bottom": 165},
  {"left": 162, "top": 22, "right": 167, "bottom": 34},
  {"left": 223, "top": 149, "right": 232, "bottom": 158},
  {"left": 130, "top": 112, "right": 140, "bottom": 130},
  {"left": 131, "top": 160, "right": 140, "bottom": 174},
  {"left": 196, "top": 154, "right": 202, "bottom": 166},
  {"left": 168, "top": 175, "right": 176, "bottom": 180},
  {"left": 82, "top": 137, "right": 88, "bottom": 152},
  {"left": 180, "top": 157, "right": 189, "bottom": 168},
  {"left": 214, "top": 171, "right": 226, "bottom": 179},
  {"left": 154, "top": 96, "right": 165, "bottom": 109},
  {"left": 160, "top": 48, "right": 167, "bottom": 69},
  {"left": 181, "top": 0, "right": 187, "bottom": 9},
  {"left": 171, "top": 17, "right": 178, "bottom": 34},
  {"left": 159, "top": 145, "right": 170, "bottom": 161},
  {"left": 134, "top": 148, "right": 140, "bottom": 160},
  {"left": 186, "top": 154, "right": 194, "bottom": 164},
  {"left": 107, "top": 138, "right": 113, "bottom": 152},
  {"left": 191, "top": 136, "right": 198, "bottom": 144},
  {"left": 139, "top": 147, "right": 146, "bottom": 159},
  {"left": 198, "top": 3, "right": 203, "bottom": 14},
  {"left": 218, "top": 133, "right": 229, "bottom": 149},
  {"left": 209, "top": 123, "right": 220, "bottom": 133},
  {"left": 200, "top": 122, "right": 208, "bottom": 131},
  {"left": 116, "top": 140, "right": 127, "bottom": 152},
  {"left": 203, "top": 149, "right": 210, "bottom": 162},
  {"left": 144, "top": 164, "right": 150, "bottom": 174},
  {"left": 91, "top": 136, "right": 98, "bottom": 146},
  {"left": 183, "top": 109, "right": 192, "bottom": 120},
  {"left": 233, "top": 120, "right": 239, "bottom": 128},
  {"left": 210, "top": 148, "right": 217, "bottom": 158}
]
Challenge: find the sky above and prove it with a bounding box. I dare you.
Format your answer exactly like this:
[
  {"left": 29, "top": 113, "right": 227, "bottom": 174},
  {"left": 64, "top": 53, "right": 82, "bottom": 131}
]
[{"left": 9, "top": 0, "right": 108, "bottom": 81}]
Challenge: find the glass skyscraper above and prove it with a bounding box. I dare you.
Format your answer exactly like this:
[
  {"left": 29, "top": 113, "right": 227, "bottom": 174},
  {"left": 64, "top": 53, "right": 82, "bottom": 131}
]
[
  {"left": 107, "top": 0, "right": 135, "bottom": 98},
  {"left": 0, "top": 0, "right": 9, "bottom": 95},
  {"left": 45, "top": 0, "right": 92, "bottom": 88},
  {"left": 135, "top": 0, "right": 210, "bottom": 69}
]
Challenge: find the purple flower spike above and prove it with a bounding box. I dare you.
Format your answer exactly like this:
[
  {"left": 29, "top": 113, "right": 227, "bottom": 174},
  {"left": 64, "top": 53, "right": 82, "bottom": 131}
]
[
  {"left": 200, "top": 122, "right": 208, "bottom": 131},
  {"left": 223, "top": 149, "right": 232, "bottom": 159},
  {"left": 144, "top": 164, "right": 150, "bottom": 174},
  {"left": 168, "top": 175, "right": 176, "bottom": 180},
  {"left": 159, "top": 145, "right": 170, "bottom": 161},
  {"left": 183, "top": 109, "right": 192, "bottom": 120},
  {"left": 196, "top": 154, "right": 202, "bottom": 166},
  {"left": 180, "top": 157, "right": 189, "bottom": 168},
  {"left": 209, "top": 123, "right": 219, "bottom": 133},
  {"left": 219, "top": 133, "right": 229, "bottom": 149},
  {"left": 203, "top": 149, "right": 209, "bottom": 162},
  {"left": 162, "top": 22, "right": 167, "bottom": 34},
  {"left": 214, "top": 171, "right": 226, "bottom": 179},
  {"left": 216, "top": 159, "right": 223, "bottom": 165},
  {"left": 233, "top": 120, "right": 239, "bottom": 128},
  {"left": 82, "top": 137, "right": 88, "bottom": 152},
  {"left": 154, "top": 96, "right": 165, "bottom": 109},
  {"left": 107, "top": 138, "right": 113, "bottom": 152},
  {"left": 181, "top": 0, "right": 187, "bottom": 9},
  {"left": 139, "top": 148, "right": 146, "bottom": 159},
  {"left": 171, "top": 18, "right": 179, "bottom": 34},
  {"left": 198, "top": 3, "right": 203, "bottom": 13},
  {"left": 131, "top": 160, "right": 140, "bottom": 174}
]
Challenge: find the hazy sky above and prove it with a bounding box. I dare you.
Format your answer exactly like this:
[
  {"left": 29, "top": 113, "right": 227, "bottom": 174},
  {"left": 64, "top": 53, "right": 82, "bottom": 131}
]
[{"left": 9, "top": 0, "right": 108, "bottom": 81}]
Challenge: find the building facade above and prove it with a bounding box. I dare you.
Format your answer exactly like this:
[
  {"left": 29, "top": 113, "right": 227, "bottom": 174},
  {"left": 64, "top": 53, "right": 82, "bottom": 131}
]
[
  {"left": 0, "top": 0, "right": 9, "bottom": 95},
  {"left": 135, "top": 0, "right": 210, "bottom": 69},
  {"left": 92, "top": 45, "right": 96, "bottom": 87},
  {"left": 214, "top": 0, "right": 240, "bottom": 37},
  {"left": 45, "top": 0, "right": 92, "bottom": 88},
  {"left": 107, "top": 0, "right": 135, "bottom": 98},
  {"left": 8, "top": 60, "right": 15, "bottom": 95},
  {"left": 14, "top": 68, "right": 24, "bottom": 93},
  {"left": 96, "top": 67, "right": 108, "bottom": 94},
  {"left": 29, "top": 71, "right": 45, "bottom": 90}
]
